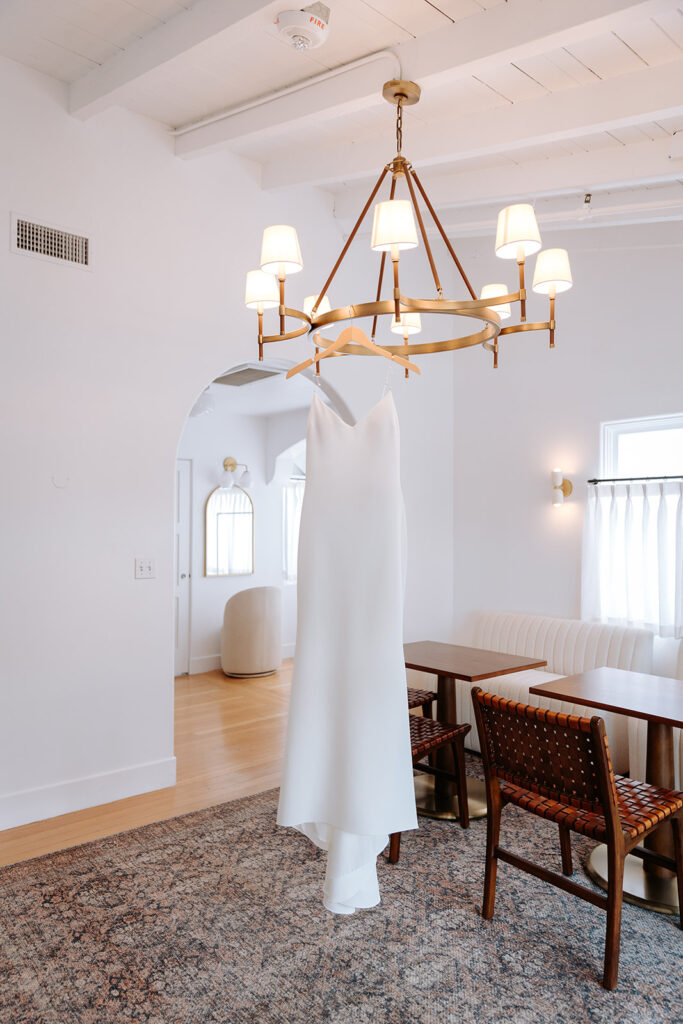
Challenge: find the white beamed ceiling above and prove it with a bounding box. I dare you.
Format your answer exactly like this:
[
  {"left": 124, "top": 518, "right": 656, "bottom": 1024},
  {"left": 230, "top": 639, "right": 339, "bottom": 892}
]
[{"left": 2, "top": 0, "right": 683, "bottom": 231}]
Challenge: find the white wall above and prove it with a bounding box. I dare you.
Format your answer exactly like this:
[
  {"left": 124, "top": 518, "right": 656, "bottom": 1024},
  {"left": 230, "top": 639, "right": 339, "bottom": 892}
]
[
  {"left": 0, "top": 56, "right": 457, "bottom": 829},
  {"left": 0, "top": 57, "right": 339, "bottom": 829},
  {"left": 451, "top": 220, "right": 683, "bottom": 627}
]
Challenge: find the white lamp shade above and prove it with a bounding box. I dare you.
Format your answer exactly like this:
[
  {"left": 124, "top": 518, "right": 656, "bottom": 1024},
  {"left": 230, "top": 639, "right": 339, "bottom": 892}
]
[
  {"left": 479, "top": 284, "right": 511, "bottom": 320},
  {"left": 533, "top": 249, "right": 573, "bottom": 295},
  {"left": 303, "top": 294, "right": 332, "bottom": 318},
  {"left": 495, "top": 204, "right": 541, "bottom": 259},
  {"left": 260, "top": 225, "right": 303, "bottom": 275},
  {"left": 551, "top": 467, "right": 563, "bottom": 488},
  {"left": 371, "top": 200, "right": 419, "bottom": 252},
  {"left": 552, "top": 488, "right": 564, "bottom": 507},
  {"left": 244, "top": 269, "right": 279, "bottom": 310},
  {"left": 390, "top": 312, "right": 422, "bottom": 335},
  {"left": 238, "top": 469, "right": 252, "bottom": 488}
]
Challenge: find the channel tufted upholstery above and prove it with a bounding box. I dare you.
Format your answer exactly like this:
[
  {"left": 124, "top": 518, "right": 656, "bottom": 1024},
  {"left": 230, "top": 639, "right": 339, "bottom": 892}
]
[
  {"left": 629, "top": 635, "right": 683, "bottom": 787},
  {"left": 465, "top": 612, "right": 653, "bottom": 677},
  {"left": 410, "top": 612, "right": 654, "bottom": 773}
]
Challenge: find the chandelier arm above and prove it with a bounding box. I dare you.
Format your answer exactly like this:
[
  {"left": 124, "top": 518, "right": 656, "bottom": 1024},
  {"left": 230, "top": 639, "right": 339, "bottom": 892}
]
[
  {"left": 319, "top": 321, "right": 498, "bottom": 356},
  {"left": 404, "top": 164, "right": 443, "bottom": 298},
  {"left": 258, "top": 310, "right": 263, "bottom": 362},
  {"left": 311, "top": 164, "right": 389, "bottom": 316},
  {"left": 409, "top": 168, "right": 477, "bottom": 301},
  {"left": 311, "top": 293, "right": 517, "bottom": 329},
  {"left": 498, "top": 321, "right": 551, "bottom": 336},
  {"left": 370, "top": 173, "right": 397, "bottom": 341},
  {"left": 262, "top": 307, "right": 310, "bottom": 344}
]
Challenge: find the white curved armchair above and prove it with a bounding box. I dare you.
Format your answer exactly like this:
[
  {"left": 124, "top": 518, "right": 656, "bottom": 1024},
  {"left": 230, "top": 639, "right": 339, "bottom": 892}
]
[{"left": 221, "top": 586, "right": 283, "bottom": 678}]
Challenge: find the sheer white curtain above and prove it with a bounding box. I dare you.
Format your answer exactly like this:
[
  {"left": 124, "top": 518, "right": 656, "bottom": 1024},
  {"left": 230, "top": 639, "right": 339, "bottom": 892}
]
[
  {"left": 283, "top": 479, "right": 305, "bottom": 583},
  {"left": 581, "top": 480, "right": 683, "bottom": 637}
]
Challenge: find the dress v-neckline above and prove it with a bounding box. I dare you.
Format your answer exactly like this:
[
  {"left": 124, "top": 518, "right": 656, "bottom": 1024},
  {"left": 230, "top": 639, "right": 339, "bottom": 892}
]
[{"left": 312, "top": 390, "right": 395, "bottom": 431}]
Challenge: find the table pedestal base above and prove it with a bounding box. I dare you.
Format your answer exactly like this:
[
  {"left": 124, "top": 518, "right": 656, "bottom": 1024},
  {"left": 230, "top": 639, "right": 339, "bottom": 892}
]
[
  {"left": 586, "top": 844, "right": 679, "bottom": 915},
  {"left": 414, "top": 774, "right": 487, "bottom": 821}
]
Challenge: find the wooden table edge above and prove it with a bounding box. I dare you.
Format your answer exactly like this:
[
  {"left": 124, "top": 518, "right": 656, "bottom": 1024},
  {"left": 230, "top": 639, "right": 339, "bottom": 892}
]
[
  {"left": 405, "top": 658, "right": 547, "bottom": 681},
  {"left": 528, "top": 681, "right": 683, "bottom": 729}
]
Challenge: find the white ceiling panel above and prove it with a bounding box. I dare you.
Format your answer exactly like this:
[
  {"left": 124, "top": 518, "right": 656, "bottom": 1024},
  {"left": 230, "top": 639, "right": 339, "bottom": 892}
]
[
  {"left": 614, "top": 18, "right": 683, "bottom": 65},
  {"left": 0, "top": 32, "right": 98, "bottom": 80},
  {"left": 542, "top": 46, "right": 602, "bottom": 85},
  {"left": 353, "top": 0, "right": 450, "bottom": 36},
  {"left": 512, "top": 53, "right": 583, "bottom": 93},
  {"left": 474, "top": 63, "right": 549, "bottom": 103},
  {"left": 566, "top": 31, "right": 647, "bottom": 79},
  {"left": 652, "top": 8, "right": 683, "bottom": 50}
]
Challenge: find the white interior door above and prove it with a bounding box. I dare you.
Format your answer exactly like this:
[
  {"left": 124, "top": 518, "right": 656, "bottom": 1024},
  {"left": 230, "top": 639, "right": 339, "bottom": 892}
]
[{"left": 174, "top": 459, "right": 192, "bottom": 676}]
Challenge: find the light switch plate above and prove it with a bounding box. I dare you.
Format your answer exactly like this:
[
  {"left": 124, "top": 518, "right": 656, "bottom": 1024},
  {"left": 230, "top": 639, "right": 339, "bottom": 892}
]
[{"left": 135, "top": 558, "right": 156, "bottom": 579}]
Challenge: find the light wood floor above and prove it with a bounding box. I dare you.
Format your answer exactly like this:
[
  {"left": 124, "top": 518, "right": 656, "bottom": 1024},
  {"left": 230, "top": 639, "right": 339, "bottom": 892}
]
[{"left": 0, "top": 664, "right": 292, "bottom": 868}]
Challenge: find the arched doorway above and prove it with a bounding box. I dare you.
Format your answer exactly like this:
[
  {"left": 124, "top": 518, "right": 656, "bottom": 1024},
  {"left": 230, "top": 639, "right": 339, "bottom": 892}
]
[{"left": 174, "top": 358, "right": 351, "bottom": 678}]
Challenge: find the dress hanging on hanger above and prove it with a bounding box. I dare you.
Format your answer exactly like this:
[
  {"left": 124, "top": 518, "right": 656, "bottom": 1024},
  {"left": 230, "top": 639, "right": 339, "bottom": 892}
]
[{"left": 277, "top": 391, "right": 417, "bottom": 914}]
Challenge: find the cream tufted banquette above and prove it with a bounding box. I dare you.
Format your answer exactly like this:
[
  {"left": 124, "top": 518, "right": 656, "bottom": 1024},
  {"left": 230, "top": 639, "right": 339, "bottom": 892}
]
[
  {"left": 409, "top": 612, "right": 655, "bottom": 774},
  {"left": 629, "top": 635, "right": 683, "bottom": 788}
]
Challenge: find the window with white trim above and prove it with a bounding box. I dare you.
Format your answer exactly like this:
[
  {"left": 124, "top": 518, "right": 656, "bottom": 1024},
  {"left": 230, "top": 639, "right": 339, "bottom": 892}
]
[{"left": 582, "top": 414, "right": 683, "bottom": 637}]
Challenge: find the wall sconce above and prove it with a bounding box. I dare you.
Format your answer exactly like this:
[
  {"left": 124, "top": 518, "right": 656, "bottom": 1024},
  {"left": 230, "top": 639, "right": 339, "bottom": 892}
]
[
  {"left": 223, "top": 457, "right": 252, "bottom": 488},
  {"left": 552, "top": 467, "right": 572, "bottom": 506}
]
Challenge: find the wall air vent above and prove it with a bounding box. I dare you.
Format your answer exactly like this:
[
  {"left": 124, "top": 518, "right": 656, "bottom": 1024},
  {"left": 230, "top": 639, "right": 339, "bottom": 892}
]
[
  {"left": 214, "top": 365, "right": 282, "bottom": 387},
  {"left": 11, "top": 213, "right": 91, "bottom": 269}
]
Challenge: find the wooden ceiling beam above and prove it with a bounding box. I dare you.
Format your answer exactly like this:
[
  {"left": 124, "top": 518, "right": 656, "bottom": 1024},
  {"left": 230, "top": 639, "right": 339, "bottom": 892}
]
[{"left": 69, "top": 0, "right": 274, "bottom": 119}]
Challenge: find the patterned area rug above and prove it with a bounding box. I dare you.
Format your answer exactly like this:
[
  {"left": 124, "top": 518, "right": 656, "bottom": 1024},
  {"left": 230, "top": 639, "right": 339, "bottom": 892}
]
[{"left": 1, "top": 775, "right": 681, "bottom": 1023}]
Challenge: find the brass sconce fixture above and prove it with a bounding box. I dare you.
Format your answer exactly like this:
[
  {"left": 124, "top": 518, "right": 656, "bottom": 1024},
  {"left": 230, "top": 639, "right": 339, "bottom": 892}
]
[
  {"left": 552, "top": 468, "right": 573, "bottom": 507},
  {"left": 223, "top": 457, "right": 252, "bottom": 488}
]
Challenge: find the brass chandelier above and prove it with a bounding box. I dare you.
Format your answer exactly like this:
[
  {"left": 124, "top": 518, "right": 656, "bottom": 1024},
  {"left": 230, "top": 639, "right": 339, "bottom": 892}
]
[{"left": 244, "top": 80, "right": 573, "bottom": 379}]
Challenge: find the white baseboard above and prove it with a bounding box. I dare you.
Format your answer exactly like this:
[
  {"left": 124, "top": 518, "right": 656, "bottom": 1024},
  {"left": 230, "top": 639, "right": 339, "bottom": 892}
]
[
  {"left": 190, "top": 649, "right": 295, "bottom": 673},
  {"left": 189, "top": 654, "right": 221, "bottom": 674},
  {"left": 0, "top": 756, "right": 177, "bottom": 832}
]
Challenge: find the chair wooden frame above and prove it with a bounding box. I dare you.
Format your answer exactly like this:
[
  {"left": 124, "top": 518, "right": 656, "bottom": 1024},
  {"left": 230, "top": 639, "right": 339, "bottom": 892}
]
[
  {"left": 389, "top": 714, "right": 471, "bottom": 864},
  {"left": 471, "top": 686, "right": 683, "bottom": 990}
]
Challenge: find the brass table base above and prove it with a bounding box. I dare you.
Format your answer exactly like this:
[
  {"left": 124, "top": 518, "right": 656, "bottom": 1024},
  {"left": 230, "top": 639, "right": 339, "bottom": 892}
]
[
  {"left": 414, "top": 774, "right": 487, "bottom": 821},
  {"left": 586, "top": 844, "right": 680, "bottom": 915}
]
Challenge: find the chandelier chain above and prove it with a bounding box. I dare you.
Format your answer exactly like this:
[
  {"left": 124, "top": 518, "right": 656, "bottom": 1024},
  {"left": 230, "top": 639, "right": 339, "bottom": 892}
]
[{"left": 396, "top": 97, "right": 403, "bottom": 155}]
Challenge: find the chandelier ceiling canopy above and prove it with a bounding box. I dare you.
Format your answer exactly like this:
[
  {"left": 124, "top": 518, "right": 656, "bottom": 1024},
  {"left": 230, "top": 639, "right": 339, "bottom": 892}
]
[{"left": 244, "top": 79, "right": 573, "bottom": 379}]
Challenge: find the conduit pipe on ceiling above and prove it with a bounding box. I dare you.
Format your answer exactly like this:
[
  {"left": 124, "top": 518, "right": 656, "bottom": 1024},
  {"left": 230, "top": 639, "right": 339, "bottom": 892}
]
[{"left": 170, "top": 49, "right": 402, "bottom": 138}]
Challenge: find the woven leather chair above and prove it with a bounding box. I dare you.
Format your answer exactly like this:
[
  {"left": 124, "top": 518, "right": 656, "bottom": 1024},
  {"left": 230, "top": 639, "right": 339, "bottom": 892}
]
[
  {"left": 471, "top": 687, "right": 683, "bottom": 990},
  {"left": 389, "top": 714, "right": 471, "bottom": 864},
  {"left": 407, "top": 687, "right": 436, "bottom": 717}
]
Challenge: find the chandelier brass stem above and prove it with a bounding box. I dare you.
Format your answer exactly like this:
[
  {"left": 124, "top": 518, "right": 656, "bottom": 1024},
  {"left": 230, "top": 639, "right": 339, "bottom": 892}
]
[
  {"left": 549, "top": 294, "right": 556, "bottom": 348},
  {"left": 370, "top": 173, "right": 397, "bottom": 341},
  {"left": 258, "top": 310, "right": 263, "bottom": 362},
  {"left": 517, "top": 258, "right": 527, "bottom": 322},
  {"left": 278, "top": 274, "right": 286, "bottom": 335},
  {"left": 392, "top": 256, "right": 401, "bottom": 323},
  {"left": 312, "top": 164, "right": 389, "bottom": 316},
  {"left": 404, "top": 163, "right": 443, "bottom": 298},
  {"left": 409, "top": 167, "right": 477, "bottom": 301}
]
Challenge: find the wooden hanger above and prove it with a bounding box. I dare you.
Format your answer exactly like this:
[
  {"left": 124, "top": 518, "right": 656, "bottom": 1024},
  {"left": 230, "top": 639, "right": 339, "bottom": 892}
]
[{"left": 286, "top": 325, "right": 421, "bottom": 379}]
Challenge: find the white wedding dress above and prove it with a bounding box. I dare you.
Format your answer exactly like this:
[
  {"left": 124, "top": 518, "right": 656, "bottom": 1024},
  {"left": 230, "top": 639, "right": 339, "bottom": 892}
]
[{"left": 277, "top": 391, "right": 417, "bottom": 914}]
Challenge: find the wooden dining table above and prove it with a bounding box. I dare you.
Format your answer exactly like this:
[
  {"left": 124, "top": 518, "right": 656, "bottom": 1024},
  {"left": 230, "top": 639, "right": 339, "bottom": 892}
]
[
  {"left": 530, "top": 666, "right": 683, "bottom": 914},
  {"left": 404, "top": 641, "right": 548, "bottom": 821}
]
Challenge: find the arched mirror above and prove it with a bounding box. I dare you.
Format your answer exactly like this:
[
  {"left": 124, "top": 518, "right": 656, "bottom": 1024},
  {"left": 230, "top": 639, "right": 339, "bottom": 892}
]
[{"left": 205, "top": 485, "right": 254, "bottom": 577}]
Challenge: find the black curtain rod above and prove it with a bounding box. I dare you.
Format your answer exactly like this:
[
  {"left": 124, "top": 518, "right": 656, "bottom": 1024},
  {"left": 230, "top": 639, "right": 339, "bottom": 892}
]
[{"left": 587, "top": 474, "right": 683, "bottom": 484}]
